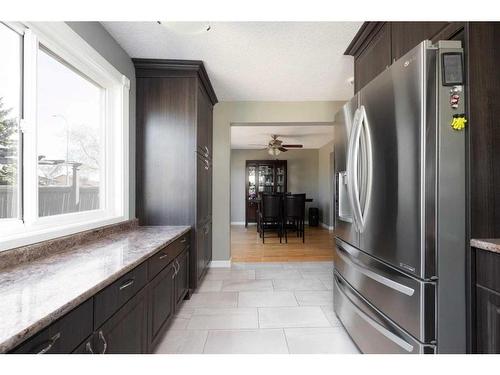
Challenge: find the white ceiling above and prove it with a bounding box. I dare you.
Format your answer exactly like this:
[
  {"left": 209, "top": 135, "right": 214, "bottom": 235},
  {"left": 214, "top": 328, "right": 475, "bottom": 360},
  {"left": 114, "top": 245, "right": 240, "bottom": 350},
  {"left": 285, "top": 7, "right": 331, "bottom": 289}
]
[
  {"left": 231, "top": 124, "right": 334, "bottom": 149},
  {"left": 101, "top": 22, "right": 362, "bottom": 101}
]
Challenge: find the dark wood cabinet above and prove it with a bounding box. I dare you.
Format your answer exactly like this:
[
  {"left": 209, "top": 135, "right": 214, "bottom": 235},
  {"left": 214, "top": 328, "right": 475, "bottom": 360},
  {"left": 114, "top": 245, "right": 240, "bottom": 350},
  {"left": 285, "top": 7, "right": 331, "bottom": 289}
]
[
  {"left": 96, "top": 287, "right": 149, "bottom": 354},
  {"left": 475, "top": 286, "right": 500, "bottom": 353},
  {"left": 473, "top": 248, "right": 500, "bottom": 353},
  {"left": 245, "top": 160, "right": 287, "bottom": 226},
  {"left": 148, "top": 262, "right": 176, "bottom": 350},
  {"left": 353, "top": 23, "right": 392, "bottom": 93},
  {"left": 175, "top": 249, "right": 190, "bottom": 309},
  {"left": 13, "top": 299, "right": 93, "bottom": 354},
  {"left": 391, "top": 22, "right": 449, "bottom": 60},
  {"left": 11, "top": 231, "right": 192, "bottom": 354},
  {"left": 134, "top": 59, "right": 217, "bottom": 291}
]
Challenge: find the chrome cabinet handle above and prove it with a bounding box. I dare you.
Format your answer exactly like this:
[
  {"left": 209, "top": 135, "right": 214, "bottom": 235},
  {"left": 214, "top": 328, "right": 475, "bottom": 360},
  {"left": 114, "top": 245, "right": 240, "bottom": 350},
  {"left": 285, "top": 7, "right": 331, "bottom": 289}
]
[
  {"left": 98, "top": 331, "right": 107, "bottom": 354},
  {"left": 37, "top": 332, "right": 61, "bottom": 354},
  {"left": 204, "top": 225, "right": 209, "bottom": 235},
  {"left": 176, "top": 259, "right": 180, "bottom": 273},
  {"left": 85, "top": 341, "right": 94, "bottom": 354},
  {"left": 171, "top": 263, "right": 177, "bottom": 279},
  {"left": 180, "top": 237, "right": 187, "bottom": 243},
  {"left": 119, "top": 278, "right": 135, "bottom": 290},
  {"left": 158, "top": 252, "right": 169, "bottom": 260}
]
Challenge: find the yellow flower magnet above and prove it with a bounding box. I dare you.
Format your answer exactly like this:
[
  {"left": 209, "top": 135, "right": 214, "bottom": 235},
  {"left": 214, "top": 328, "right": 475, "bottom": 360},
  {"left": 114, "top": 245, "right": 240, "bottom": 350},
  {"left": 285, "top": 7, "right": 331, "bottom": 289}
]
[{"left": 451, "top": 114, "right": 467, "bottom": 131}]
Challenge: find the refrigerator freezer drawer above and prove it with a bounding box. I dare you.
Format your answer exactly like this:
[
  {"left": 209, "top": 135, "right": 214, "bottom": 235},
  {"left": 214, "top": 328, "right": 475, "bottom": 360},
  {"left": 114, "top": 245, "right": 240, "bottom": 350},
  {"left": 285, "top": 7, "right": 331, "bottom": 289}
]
[
  {"left": 334, "top": 271, "right": 435, "bottom": 354},
  {"left": 335, "top": 238, "right": 436, "bottom": 342}
]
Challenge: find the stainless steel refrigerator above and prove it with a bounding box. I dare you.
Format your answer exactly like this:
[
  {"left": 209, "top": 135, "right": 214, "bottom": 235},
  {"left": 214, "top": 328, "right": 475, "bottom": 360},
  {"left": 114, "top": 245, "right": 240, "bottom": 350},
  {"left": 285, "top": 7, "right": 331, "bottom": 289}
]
[{"left": 333, "top": 40, "right": 467, "bottom": 354}]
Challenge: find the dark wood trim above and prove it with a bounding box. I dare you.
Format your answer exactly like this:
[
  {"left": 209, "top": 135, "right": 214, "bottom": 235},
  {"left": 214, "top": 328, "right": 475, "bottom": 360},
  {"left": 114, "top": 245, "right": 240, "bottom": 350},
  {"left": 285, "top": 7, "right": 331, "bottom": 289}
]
[
  {"left": 132, "top": 58, "right": 218, "bottom": 105},
  {"left": 344, "top": 22, "right": 386, "bottom": 57}
]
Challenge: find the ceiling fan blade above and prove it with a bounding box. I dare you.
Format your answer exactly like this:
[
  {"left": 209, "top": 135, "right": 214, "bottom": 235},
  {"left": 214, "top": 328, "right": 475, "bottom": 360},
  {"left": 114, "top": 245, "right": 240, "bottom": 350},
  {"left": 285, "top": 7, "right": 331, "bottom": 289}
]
[
  {"left": 282, "top": 144, "right": 303, "bottom": 148},
  {"left": 278, "top": 147, "right": 288, "bottom": 152}
]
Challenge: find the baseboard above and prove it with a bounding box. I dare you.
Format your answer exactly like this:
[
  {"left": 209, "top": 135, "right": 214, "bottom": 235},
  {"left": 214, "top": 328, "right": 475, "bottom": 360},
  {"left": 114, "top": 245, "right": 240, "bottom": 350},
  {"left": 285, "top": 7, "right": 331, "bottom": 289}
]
[
  {"left": 209, "top": 260, "right": 231, "bottom": 268},
  {"left": 320, "top": 222, "right": 334, "bottom": 231},
  {"left": 230, "top": 222, "right": 245, "bottom": 225}
]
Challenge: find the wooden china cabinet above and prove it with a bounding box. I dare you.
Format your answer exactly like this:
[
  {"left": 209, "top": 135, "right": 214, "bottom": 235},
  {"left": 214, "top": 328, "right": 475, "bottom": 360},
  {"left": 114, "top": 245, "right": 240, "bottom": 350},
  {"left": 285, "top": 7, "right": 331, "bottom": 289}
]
[{"left": 245, "top": 160, "right": 287, "bottom": 227}]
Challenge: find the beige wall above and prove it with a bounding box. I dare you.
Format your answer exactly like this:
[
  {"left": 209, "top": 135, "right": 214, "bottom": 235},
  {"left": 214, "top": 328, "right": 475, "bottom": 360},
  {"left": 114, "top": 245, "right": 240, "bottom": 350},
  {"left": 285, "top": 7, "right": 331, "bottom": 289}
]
[
  {"left": 318, "top": 140, "right": 335, "bottom": 228},
  {"left": 213, "top": 101, "right": 344, "bottom": 261},
  {"left": 230, "top": 149, "right": 320, "bottom": 223}
]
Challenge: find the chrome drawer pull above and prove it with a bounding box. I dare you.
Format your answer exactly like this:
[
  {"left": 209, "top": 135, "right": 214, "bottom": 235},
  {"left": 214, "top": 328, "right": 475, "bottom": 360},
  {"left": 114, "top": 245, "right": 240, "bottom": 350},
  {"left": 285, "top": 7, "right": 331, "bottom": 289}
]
[
  {"left": 98, "top": 331, "right": 107, "bottom": 354},
  {"left": 336, "top": 242, "right": 415, "bottom": 296},
  {"left": 158, "top": 252, "right": 169, "bottom": 260},
  {"left": 335, "top": 275, "right": 414, "bottom": 353},
  {"left": 37, "top": 332, "right": 61, "bottom": 354},
  {"left": 180, "top": 237, "right": 187, "bottom": 243},
  {"left": 119, "top": 278, "right": 135, "bottom": 290}
]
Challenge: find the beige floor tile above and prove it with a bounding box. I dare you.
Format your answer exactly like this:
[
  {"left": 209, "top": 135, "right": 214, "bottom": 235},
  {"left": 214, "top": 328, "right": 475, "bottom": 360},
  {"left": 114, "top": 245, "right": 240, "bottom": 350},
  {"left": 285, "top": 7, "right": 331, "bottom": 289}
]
[
  {"left": 203, "top": 329, "right": 288, "bottom": 354},
  {"left": 320, "top": 305, "right": 342, "bottom": 327},
  {"left": 238, "top": 291, "right": 298, "bottom": 307},
  {"left": 259, "top": 306, "right": 331, "bottom": 328},
  {"left": 197, "top": 280, "right": 223, "bottom": 292},
  {"left": 188, "top": 308, "right": 259, "bottom": 330},
  {"left": 284, "top": 327, "right": 360, "bottom": 354},
  {"left": 221, "top": 279, "right": 274, "bottom": 292},
  {"left": 182, "top": 292, "right": 238, "bottom": 308},
  {"left": 154, "top": 330, "right": 208, "bottom": 354},
  {"left": 255, "top": 269, "right": 303, "bottom": 280},
  {"left": 295, "top": 291, "right": 333, "bottom": 306},
  {"left": 273, "top": 278, "right": 327, "bottom": 291}
]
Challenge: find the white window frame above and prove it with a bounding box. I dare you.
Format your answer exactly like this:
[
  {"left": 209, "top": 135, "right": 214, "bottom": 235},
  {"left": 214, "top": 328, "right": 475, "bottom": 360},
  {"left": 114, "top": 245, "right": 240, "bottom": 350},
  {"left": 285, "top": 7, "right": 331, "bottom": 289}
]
[{"left": 0, "top": 22, "right": 130, "bottom": 251}]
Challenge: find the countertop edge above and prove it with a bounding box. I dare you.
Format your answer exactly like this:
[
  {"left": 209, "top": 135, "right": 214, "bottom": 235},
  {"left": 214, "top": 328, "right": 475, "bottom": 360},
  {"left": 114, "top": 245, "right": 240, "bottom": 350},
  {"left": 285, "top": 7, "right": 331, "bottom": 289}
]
[
  {"left": 471, "top": 238, "right": 500, "bottom": 254},
  {"left": 1, "top": 226, "right": 191, "bottom": 353}
]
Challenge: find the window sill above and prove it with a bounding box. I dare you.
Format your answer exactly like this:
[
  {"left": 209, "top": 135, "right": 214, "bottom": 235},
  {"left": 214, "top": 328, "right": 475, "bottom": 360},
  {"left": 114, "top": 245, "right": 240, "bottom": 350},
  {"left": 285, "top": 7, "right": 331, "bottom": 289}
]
[{"left": 0, "top": 215, "right": 129, "bottom": 253}]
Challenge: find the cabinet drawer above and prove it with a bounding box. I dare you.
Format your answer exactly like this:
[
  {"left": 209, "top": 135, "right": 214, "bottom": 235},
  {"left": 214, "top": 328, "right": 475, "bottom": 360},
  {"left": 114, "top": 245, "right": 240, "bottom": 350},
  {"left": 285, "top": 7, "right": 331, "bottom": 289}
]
[
  {"left": 475, "top": 249, "right": 500, "bottom": 293},
  {"left": 13, "top": 299, "right": 93, "bottom": 354},
  {"left": 94, "top": 262, "right": 148, "bottom": 329},
  {"left": 148, "top": 233, "right": 190, "bottom": 280}
]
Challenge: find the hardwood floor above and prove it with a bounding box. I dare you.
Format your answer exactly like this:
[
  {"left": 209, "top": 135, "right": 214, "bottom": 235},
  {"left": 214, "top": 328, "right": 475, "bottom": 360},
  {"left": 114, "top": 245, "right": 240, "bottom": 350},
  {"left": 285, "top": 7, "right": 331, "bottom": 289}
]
[{"left": 230, "top": 225, "right": 335, "bottom": 262}]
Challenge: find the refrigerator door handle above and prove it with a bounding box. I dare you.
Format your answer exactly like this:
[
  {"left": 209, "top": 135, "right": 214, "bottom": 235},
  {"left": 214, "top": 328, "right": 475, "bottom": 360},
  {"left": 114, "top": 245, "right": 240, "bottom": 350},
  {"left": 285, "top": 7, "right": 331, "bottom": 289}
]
[
  {"left": 346, "top": 108, "right": 362, "bottom": 232},
  {"left": 336, "top": 239, "right": 415, "bottom": 296},
  {"left": 358, "top": 105, "right": 373, "bottom": 232},
  {"left": 348, "top": 108, "right": 363, "bottom": 232},
  {"left": 334, "top": 273, "right": 415, "bottom": 353}
]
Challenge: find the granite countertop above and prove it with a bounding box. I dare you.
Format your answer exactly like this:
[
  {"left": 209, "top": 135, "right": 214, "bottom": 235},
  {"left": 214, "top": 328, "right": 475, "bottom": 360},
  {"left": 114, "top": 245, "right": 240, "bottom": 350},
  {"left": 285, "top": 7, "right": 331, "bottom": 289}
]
[
  {"left": 0, "top": 225, "right": 190, "bottom": 353},
  {"left": 471, "top": 238, "right": 500, "bottom": 254}
]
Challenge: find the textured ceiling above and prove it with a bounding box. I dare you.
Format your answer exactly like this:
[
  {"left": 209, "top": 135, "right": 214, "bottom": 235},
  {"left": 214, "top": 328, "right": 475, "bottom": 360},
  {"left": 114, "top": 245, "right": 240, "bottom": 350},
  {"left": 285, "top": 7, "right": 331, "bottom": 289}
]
[
  {"left": 231, "top": 124, "right": 334, "bottom": 149},
  {"left": 101, "top": 22, "right": 362, "bottom": 101}
]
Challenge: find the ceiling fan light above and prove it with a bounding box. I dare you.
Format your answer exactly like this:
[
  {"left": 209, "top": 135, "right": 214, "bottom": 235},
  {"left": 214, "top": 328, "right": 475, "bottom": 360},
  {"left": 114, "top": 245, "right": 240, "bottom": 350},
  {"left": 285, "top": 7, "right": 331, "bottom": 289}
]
[{"left": 268, "top": 148, "right": 280, "bottom": 156}]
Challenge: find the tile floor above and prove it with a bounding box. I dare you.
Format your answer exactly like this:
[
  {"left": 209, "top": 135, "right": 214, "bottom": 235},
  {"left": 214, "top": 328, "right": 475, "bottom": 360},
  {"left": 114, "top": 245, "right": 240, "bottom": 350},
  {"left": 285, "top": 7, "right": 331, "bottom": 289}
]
[{"left": 154, "top": 261, "right": 360, "bottom": 354}]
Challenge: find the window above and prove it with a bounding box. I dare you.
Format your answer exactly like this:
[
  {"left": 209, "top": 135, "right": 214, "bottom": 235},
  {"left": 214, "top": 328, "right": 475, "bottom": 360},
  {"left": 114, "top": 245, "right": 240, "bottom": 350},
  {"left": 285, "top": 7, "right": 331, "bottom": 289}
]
[
  {"left": 0, "top": 22, "right": 129, "bottom": 251},
  {"left": 37, "top": 47, "right": 103, "bottom": 217},
  {"left": 0, "top": 24, "right": 22, "bottom": 220}
]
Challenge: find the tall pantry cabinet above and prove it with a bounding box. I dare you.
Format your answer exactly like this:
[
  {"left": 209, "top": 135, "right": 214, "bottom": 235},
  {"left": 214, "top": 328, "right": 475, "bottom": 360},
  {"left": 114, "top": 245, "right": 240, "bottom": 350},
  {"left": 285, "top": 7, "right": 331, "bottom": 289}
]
[{"left": 134, "top": 59, "right": 217, "bottom": 290}]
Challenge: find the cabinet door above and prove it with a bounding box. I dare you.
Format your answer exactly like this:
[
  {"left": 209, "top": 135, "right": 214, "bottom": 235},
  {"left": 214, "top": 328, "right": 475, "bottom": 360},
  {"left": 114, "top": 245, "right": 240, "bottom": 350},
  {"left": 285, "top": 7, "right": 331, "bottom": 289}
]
[
  {"left": 205, "top": 220, "right": 212, "bottom": 269},
  {"left": 391, "top": 22, "right": 449, "bottom": 61},
  {"left": 96, "top": 287, "right": 148, "bottom": 354},
  {"left": 476, "top": 286, "right": 500, "bottom": 353},
  {"left": 148, "top": 262, "right": 176, "bottom": 350},
  {"left": 196, "top": 225, "right": 206, "bottom": 281},
  {"left": 354, "top": 23, "right": 392, "bottom": 92},
  {"left": 175, "top": 249, "right": 190, "bottom": 308}
]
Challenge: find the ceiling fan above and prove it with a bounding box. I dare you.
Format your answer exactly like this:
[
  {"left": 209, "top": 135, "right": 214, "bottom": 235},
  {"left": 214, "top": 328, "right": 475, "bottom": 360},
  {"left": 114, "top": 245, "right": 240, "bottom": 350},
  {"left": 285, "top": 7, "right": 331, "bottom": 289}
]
[{"left": 252, "top": 135, "right": 303, "bottom": 156}]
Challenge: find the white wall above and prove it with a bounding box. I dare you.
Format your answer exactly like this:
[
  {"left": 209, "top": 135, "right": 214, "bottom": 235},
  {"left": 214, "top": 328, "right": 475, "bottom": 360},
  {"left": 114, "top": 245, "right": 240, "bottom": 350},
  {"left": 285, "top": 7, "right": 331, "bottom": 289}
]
[
  {"left": 318, "top": 140, "right": 335, "bottom": 228},
  {"left": 230, "top": 149, "right": 320, "bottom": 223},
  {"left": 213, "top": 101, "right": 344, "bottom": 261}
]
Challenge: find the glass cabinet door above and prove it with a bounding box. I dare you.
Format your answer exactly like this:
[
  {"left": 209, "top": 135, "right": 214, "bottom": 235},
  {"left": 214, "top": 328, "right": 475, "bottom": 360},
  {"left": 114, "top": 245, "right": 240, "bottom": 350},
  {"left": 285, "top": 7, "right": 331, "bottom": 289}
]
[
  {"left": 276, "top": 163, "right": 285, "bottom": 193},
  {"left": 247, "top": 165, "right": 256, "bottom": 200},
  {"left": 258, "top": 164, "right": 274, "bottom": 193}
]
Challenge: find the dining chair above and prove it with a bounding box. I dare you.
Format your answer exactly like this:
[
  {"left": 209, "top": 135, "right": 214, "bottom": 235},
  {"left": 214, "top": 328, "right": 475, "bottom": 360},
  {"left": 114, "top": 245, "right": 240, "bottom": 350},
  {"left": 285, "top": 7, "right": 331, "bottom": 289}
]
[
  {"left": 284, "top": 193, "right": 306, "bottom": 243},
  {"left": 259, "top": 193, "right": 283, "bottom": 243}
]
